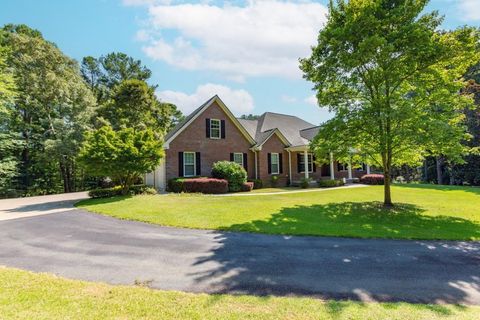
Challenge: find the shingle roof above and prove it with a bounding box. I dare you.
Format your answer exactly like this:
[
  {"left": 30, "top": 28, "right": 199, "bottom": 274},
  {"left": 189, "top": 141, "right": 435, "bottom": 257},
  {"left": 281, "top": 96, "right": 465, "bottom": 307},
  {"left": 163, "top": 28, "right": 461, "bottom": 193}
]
[
  {"left": 255, "top": 112, "right": 315, "bottom": 147},
  {"left": 164, "top": 95, "right": 319, "bottom": 148},
  {"left": 164, "top": 95, "right": 217, "bottom": 142}
]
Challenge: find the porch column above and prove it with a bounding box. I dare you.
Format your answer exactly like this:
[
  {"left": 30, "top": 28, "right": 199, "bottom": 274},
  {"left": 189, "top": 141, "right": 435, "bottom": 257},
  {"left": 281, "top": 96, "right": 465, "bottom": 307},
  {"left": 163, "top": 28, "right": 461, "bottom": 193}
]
[
  {"left": 366, "top": 164, "right": 371, "bottom": 174},
  {"left": 329, "top": 152, "right": 335, "bottom": 180},
  {"left": 288, "top": 150, "right": 292, "bottom": 184},
  {"left": 347, "top": 158, "right": 353, "bottom": 180},
  {"left": 304, "top": 150, "right": 309, "bottom": 179},
  {"left": 254, "top": 151, "right": 258, "bottom": 179}
]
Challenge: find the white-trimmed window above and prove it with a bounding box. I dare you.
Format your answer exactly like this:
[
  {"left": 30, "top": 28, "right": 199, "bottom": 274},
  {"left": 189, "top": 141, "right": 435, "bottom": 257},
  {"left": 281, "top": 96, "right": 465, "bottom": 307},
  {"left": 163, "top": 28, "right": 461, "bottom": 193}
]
[
  {"left": 299, "top": 154, "right": 313, "bottom": 173},
  {"left": 183, "top": 152, "right": 196, "bottom": 177},
  {"left": 338, "top": 163, "right": 348, "bottom": 171},
  {"left": 233, "top": 153, "right": 244, "bottom": 167},
  {"left": 270, "top": 153, "right": 279, "bottom": 174},
  {"left": 210, "top": 119, "right": 221, "bottom": 139}
]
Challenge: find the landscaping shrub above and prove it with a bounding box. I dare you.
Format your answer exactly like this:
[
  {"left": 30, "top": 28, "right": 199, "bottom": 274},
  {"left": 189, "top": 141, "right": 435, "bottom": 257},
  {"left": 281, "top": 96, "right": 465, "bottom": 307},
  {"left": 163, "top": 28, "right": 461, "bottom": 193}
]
[
  {"left": 360, "top": 174, "right": 385, "bottom": 185},
  {"left": 270, "top": 175, "right": 279, "bottom": 187},
  {"left": 241, "top": 182, "right": 254, "bottom": 192},
  {"left": 211, "top": 161, "right": 247, "bottom": 192},
  {"left": 88, "top": 184, "right": 156, "bottom": 198},
  {"left": 129, "top": 185, "right": 157, "bottom": 195},
  {"left": 248, "top": 179, "right": 263, "bottom": 189},
  {"left": 168, "top": 178, "right": 185, "bottom": 193},
  {"left": 317, "top": 179, "right": 345, "bottom": 188},
  {"left": 182, "top": 178, "right": 228, "bottom": 194},
  {"left": 300, "top": 178, "right": 311, "bottom": 189}
]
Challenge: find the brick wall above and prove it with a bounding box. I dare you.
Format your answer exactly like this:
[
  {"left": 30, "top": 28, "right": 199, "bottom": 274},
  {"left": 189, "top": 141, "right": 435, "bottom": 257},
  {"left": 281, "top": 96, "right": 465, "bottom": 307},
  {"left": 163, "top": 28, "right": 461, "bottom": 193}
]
[
  {"left": 165, "top": 101, "right": 255, "bottom": 181},
  {"left": 257, "top": 133, "right": 289, "bottom": 186}
]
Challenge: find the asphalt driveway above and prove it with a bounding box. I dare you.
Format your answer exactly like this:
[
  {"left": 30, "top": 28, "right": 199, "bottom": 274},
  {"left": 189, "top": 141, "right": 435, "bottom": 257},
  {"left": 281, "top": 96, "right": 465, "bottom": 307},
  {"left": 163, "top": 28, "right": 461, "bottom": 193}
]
[{"left": 0, "top": 193, "right": 479, "bottom": 305}]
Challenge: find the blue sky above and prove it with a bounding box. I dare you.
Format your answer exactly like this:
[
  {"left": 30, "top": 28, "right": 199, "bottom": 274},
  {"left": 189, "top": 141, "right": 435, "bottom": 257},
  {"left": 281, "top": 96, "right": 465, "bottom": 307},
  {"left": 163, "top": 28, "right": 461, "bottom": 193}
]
[{"left": 1, "top": 0, "right": 479, "bottom": 125}]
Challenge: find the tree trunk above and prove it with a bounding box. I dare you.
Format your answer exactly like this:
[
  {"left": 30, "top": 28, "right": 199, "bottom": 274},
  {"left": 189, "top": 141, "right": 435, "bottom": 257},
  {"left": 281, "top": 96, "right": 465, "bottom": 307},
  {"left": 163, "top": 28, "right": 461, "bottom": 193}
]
[
  {"left": 383, "top": 169, "right": 393, "bottom": 208},
  {"left": 59, "top": 159, "right": 69, "bottom": 193},
  {"left": 436, "top": 156, "right": 443, "bottom": 185}
]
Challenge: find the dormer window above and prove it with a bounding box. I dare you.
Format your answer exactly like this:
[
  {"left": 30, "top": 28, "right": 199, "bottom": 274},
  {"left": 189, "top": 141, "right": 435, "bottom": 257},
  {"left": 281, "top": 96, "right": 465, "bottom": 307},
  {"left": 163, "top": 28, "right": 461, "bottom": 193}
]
[{"left": 210, "top": 119, "right": 221, "bottom": 139}]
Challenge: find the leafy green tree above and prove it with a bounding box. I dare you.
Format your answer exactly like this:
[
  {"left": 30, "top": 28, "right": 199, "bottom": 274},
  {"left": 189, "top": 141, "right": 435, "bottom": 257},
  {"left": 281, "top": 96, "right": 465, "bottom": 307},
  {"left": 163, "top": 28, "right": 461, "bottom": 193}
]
[
  {"left": 240, "top": 114, "right": 260, "bottom": 120},
  {"left": 99, "top": 79, "right": 183, "bottom": 134},
  {"left": 2, "top": 24, "right": 96, "bottom": 194},
  {"left": 78, "top": 126, "right": 164, "bottom": 194},
  {"left": 300, "top": 0, "right": 479, "bottom": 206},
  {"left": 0, "top": 35, "right": 21, "bottom": 197}
]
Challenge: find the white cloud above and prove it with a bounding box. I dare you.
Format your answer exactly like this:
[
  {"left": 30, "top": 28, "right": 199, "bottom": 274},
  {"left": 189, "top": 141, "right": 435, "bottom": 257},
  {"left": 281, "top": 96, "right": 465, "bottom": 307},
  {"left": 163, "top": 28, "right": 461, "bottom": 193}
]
[
  {"left": 459, "top": 0, "right": 480, "bottom": 21},
  {"left": 138, "top": 1, "right": 327, "bottom": 80},
  {"left": 281, "top": 95, "right": 297, "bottom": 103},
  {"left": 157, "top": 83, "right": 254, "bottom": 115},
  {"left": 304, "top": 95, "right": 318, "bottom": 106}
]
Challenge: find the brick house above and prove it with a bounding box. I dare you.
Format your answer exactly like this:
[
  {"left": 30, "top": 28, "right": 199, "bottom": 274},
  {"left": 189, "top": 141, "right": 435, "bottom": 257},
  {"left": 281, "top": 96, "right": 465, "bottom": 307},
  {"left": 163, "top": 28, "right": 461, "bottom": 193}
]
[{"left": 145, "top": 95, "right": 369, "bottom": 190}]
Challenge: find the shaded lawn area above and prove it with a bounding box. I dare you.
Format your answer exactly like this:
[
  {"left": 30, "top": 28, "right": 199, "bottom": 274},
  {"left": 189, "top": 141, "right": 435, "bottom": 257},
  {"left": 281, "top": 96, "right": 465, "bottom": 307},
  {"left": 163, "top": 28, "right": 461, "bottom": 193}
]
[
  {"left": 76, "top": 185, "right": 480, "bottom": 240},
  {"left": 1, "top": 267, "right": 478, "bottom": 320}
]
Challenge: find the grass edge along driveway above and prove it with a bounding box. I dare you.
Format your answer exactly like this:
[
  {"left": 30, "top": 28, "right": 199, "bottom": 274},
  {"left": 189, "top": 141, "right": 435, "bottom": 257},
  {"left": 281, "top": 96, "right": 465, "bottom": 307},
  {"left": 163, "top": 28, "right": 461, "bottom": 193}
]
[
  {"left": 76, "top": 184, "right": 480, "bottom": 241},
  {"left": 1, "top": 266, "right": 478, "bottom": 320}
]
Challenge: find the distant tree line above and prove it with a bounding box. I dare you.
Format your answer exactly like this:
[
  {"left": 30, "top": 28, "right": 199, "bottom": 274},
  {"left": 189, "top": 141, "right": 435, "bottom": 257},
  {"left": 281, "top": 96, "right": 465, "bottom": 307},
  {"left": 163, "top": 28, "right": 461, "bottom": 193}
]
[{"left": 0, "top": 24, "right": 183, "bottom": 197}]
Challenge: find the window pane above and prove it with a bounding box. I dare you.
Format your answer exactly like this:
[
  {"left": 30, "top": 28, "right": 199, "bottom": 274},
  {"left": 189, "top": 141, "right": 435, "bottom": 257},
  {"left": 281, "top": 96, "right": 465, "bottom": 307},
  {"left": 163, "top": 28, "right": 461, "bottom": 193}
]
[
  {"left": 184, "top": 152, "right": 194, "bottom": 165},
  {"left": 271, "top": 153, "right": 279, "bottom": 173},
  {"left": 210, "top": 119, "right": 220, "bottom": 138},
  {"left": 234, "top": 153, "right": 243, "bottom": 166},
  {"left": 185, "top": 165, "right": 195, "bottom": 176}
]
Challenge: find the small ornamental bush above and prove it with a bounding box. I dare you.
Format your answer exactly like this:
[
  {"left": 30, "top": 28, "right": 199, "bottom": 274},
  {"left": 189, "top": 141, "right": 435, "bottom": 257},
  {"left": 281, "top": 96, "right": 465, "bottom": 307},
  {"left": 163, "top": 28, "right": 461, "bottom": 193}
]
[
  {"left": 248, "top": 179, "right": 263, "bottom": 189},
  {"left": 168, "top": 178, "right": 185, "bottom": 193},
  {"left": 241, "top": 182, "right": 254, "bottom": 192},
  {"left": 317, "top": 179, "right": 345, "bottom": 188},
  {"left": 270, "top": 175, "right": 279, "bottom": 187},
  {"left": 89, "top": 184, "right": 156, "bottom": 198},
  {"left": 300, "top": 177, "right": 311, "bottom": 189},
  {"left": 211, "top": 161, "right": 247, "bottom": 192},
  {"left": 360, "top": 174, "right": 385, "bottom": 185},
  {"left": 182, "top": 178, "right": 228, "bottom": 194}
]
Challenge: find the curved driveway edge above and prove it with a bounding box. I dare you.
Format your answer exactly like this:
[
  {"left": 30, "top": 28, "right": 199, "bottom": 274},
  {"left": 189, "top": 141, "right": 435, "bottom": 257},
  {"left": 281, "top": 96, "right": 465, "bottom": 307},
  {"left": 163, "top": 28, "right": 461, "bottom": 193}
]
[{"left": 0, "top": 193, "right": 479, "bottom": 305}]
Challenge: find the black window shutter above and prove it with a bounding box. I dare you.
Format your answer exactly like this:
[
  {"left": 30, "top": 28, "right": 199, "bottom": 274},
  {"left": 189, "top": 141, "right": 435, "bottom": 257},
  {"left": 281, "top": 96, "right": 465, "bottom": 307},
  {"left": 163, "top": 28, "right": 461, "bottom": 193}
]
[
  {"left": 195, "top": 152, "right": 201, "bottom": 176},
  {"left": 297, "top": 153, "right": 301, "bottom": 173},
  {"left": 243, "top": 153, "right": 248, "bottom": 171},
  {"left": 267, "top": 153, "right": 272, "bottom": 174},
  {"left": 178, "top": 152, "right": 184, "bottom": 177},
  {"left": 206, "top": 118, "right": 211, "bottom": 138},
  {"left": 221, "top": 120, "right": 226, "bottom": 139},
  {"left": 230, "top": 153, "right": 234, "bottom": 161},
  {"left": 279, "top": 153, "right": 283, "bottom": 173},
  {"left": 337, "top": 162, "right": 342, "bottom": 171},
  {"left": 313, "top": 155, "right": 317, "bottom": 172}
]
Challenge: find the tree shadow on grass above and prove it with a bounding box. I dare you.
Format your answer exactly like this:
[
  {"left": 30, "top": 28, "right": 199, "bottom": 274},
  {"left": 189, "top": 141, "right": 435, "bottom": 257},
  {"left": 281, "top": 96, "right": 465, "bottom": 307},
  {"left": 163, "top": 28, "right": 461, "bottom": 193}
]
[
  {"left": 190, "top": 202, "right": 480, "bottom": 316},
  {"left": 224, "top": 202, "right": 480, "bottom": 241}
]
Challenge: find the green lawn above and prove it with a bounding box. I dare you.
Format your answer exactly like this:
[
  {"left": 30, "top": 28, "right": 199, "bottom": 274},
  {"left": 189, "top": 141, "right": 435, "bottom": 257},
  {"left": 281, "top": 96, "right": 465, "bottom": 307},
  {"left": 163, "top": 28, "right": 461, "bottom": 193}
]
[
  {"left": 0, "top": 267, "right": 478, "bottom": 320},
  {"left": 76, "top": 184, "right": 480, "bottom": 240}
]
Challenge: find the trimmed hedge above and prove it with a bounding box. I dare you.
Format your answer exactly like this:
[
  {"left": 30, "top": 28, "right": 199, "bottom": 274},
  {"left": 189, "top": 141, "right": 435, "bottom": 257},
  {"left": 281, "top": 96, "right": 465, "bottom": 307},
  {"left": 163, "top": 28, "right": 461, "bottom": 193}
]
[
  {"left": 168, "top": 178, "right": 186, "bottom": 193},
  {"left": 317, "top": 179, "right": 345, "bottom": 188},
  {"left": 247, "top": 179, "right": 263, "bottom": 189},
  {"left": 241, "top": 182, "right": 254, "bottom": 192},
  {"left": 248, "top": 179, "right": 263, "bottom": 189},
  {"left": 168, "top": 177, "right": 229, "bottom": 194},
  {"left": 88, "top": 184, "right": 157, "bottom": 198},
  {"left": 211, "top": 161, "right": 247, "bottom": 192},
  {"left": 360, "top": 174, "right": 385, "bottom": 185}
]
